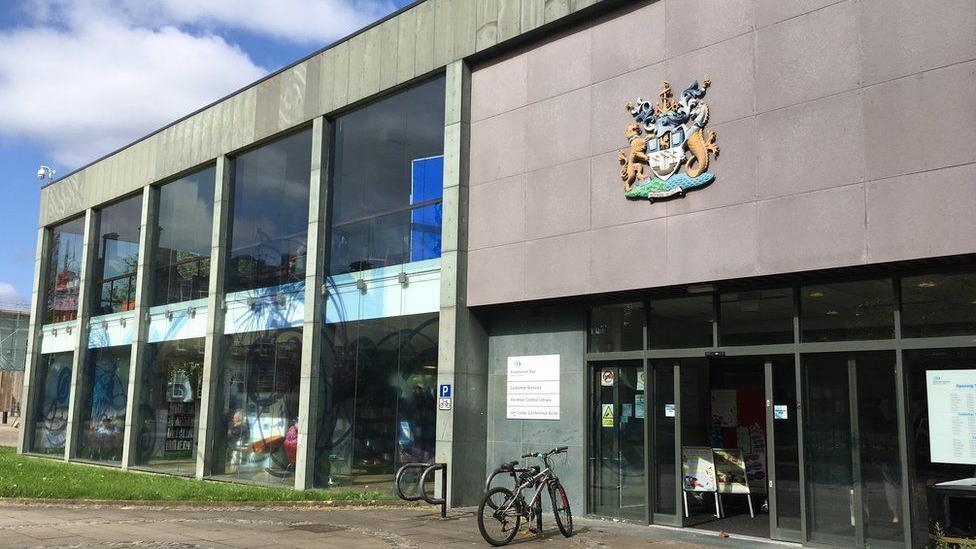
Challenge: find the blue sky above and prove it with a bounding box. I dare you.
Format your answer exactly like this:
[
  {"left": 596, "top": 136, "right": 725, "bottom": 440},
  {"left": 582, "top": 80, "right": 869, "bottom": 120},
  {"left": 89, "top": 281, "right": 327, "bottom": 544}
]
[{"left": 0, "top": 0, "right": 413, "bottom": 306}]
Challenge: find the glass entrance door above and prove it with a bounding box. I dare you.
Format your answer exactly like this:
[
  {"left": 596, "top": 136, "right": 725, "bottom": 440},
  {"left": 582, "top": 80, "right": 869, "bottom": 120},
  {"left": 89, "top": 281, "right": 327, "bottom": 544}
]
[
  {"left": 802, "top": 352, "right": 904, "bottom": 548},
  {"left": 589, "top": 361, "right": 646, "bottom": 521}
]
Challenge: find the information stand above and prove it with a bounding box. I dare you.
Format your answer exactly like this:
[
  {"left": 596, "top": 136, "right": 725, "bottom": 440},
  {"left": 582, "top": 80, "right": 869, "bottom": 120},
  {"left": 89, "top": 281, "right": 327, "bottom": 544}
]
[
  {"left": 682, "top": 446, "right": 720, "bottom": 518},
  {"left": 713, "top": 448, "right": 754, "bottom": 518}
]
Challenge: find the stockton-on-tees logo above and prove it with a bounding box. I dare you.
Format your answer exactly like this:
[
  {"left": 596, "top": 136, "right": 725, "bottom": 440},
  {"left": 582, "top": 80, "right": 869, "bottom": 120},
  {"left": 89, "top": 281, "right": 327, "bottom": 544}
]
[{"left": 618, "top": 80, "right": 719, "bottom": 201}]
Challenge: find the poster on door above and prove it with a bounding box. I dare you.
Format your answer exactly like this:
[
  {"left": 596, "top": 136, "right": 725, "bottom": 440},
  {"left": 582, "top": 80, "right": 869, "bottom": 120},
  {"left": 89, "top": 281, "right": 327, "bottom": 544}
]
[
  {"left": 601, "top": 403, "right": 614, "bottom": 427},
  {"left": 926, "top": 370, "right": 976, "bottom": 465},
  {"left": 682, "top": 446, "right": 716, "bottom": 492}
]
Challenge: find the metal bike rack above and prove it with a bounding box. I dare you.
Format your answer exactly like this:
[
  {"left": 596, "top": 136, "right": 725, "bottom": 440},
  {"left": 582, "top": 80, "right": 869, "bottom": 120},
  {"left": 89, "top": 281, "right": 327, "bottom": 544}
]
[{"left": 395, "top": 462, "right": 447, "bottom": 518}]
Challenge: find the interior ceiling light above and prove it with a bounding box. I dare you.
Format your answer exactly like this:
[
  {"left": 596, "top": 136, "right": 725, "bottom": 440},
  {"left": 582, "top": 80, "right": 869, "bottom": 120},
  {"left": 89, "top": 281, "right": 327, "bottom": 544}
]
[
  {"left": 808, "top": 291, "right": 825, "bottom": 298},
  {"left": 916, "top": 281, "right": 938, "bottom": 288},
  {"left": 825, "top": 310, "right": 840, "bottom": 316}
]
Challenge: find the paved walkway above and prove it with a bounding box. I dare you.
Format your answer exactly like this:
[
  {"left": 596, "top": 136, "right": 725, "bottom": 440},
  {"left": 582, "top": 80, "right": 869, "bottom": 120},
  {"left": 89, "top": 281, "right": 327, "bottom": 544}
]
[
  {"left": 0, "top": 502, "right": 786, "bottom": 549},
  {"left": 0, "top": 424, "right": 18, "bottom": 448}
]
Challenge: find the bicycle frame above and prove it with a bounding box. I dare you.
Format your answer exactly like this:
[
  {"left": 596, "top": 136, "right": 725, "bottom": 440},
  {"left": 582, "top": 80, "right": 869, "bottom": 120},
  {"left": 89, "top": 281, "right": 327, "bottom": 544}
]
[{"left": 497, "top": 456, "right": 559, "bottom": 519}]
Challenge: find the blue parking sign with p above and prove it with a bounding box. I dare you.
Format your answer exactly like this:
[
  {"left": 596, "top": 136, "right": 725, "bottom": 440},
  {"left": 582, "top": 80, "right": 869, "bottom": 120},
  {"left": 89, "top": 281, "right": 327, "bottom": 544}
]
[{"left": 439, "top": 384, "right": 452, "bottom": 398}]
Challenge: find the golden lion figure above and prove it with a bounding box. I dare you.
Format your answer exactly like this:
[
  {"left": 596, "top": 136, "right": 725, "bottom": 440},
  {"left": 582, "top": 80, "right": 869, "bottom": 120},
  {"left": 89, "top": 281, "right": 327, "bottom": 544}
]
[{"left": 618, "top": 123, "right": 650, "bottom": 192}]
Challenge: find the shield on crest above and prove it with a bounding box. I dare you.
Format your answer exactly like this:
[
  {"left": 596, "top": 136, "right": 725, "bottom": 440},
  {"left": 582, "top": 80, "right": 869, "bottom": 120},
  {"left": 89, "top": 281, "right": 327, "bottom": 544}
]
[{"left": 648, "top": 146, "right": 684, "bottom": 181}]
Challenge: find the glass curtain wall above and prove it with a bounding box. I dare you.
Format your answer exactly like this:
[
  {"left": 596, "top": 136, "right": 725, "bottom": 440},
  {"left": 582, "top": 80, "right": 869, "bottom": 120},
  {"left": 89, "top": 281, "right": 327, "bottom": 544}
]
[
  {"left": 152, "top": 167, "right": 215, "bottom": 306},
  {"left": 211, "top": 329, "right": 302, "bottom": 486},
  {"left": 75, "top": 345, "right": 131, "bottom": 463},
  {"left": 315, "top": 76, "right": 444, "bottom": 491},
  {"left": 43, "top": 216, "right": 86, "bottom": 323},
  {"left": 328, "top": 75, "right": 445, "bottom": 275},
  {"left": 28, "top": 352, "right": 73, "bottom": 454},
  {"left": 90, "top": 195, "right": 143, "bottom": 316},
  {"left": 226, "top": 129, "right": 311, "bottom": 293},
  {"left": 134, "top": 338, "right": 204, "bottom": 475},
  {"left": 316, "top": 313, "right": 438, "bottom": 489}
]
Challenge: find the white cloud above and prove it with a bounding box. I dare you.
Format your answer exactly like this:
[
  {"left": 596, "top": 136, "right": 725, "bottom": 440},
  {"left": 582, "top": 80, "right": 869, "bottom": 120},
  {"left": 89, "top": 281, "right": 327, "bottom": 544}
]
[
  {"left": 0, "top": 5, "right": 268, "bottom": 167},
  {"left": 124, "top": 0, "right": 398, "bottom": 44},
  {"left": 0, "top": 282, "right": 27, "bottom": 305}
]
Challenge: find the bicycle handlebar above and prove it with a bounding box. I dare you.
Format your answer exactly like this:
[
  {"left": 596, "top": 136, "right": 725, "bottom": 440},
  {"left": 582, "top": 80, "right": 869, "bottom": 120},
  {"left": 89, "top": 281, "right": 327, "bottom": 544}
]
[{"left": 521, "top": 447, "right": 569, "bottom": 459}]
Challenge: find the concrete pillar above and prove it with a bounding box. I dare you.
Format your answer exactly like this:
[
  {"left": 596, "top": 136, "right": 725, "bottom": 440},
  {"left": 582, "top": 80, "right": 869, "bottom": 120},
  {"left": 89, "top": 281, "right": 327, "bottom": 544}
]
[
  {"left": 63, "top": 209, "right": 99, "bottom": 461},
  {"left": 295, "top": 116, "right": 331, "bottom": 490},
  {"left": 195, "top": 156, "right": 232, "bottom": 479},
  {"left": 121, "top": 185, "right": 158, "bottom": 469},
  {"left": 17, "top": 227, "right": 51, "bottom": 454},
  {"left": 436, "top": 60, "right": 490, "bottom": 507}
]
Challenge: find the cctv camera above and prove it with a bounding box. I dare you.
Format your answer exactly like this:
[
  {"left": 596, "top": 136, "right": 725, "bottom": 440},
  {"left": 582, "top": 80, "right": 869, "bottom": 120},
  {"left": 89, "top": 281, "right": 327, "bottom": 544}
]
[{"left": 36, "top": 168, "right": 46, "bottom": 179}]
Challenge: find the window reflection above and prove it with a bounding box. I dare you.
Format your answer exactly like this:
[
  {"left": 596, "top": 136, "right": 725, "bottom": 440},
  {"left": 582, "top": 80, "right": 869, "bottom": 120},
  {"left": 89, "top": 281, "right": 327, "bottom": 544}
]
[
  {"left": 135, "top": 338, "right": 204, "bottom": 475},
  {"left": 315, "top": 313, "right": 438, "bottom": 490},
  {"left": 227, "top": 129, "right": 312, "bottom": 293},
  {"left": 648, "top": 296, "right": 714, "bottom": 349},
  {"left": 212, "top": 329, "right": 302, "bottom": 486},
  {"left": 91, "top": 195, "right": 143, "bottom": 316},
  {"left": 76, "top": 345, "right": 131, "bottom": 463},
  {"left": 588, "top": 302, "right": 644, "bottom": 352},
  {"left": 152, "top": 168, "right": 215, "bottom": 306},
  {"left": 801, "top": 279, "right": 894, "bottom": 342},
  {"left": 29, "top": 352, "right": 73, "bottom": 455},
  {"left": 329, "top": 76, "right": 445, "bottom": 275},
  {"left": 901, "top": 272, "right": 976, "bottom": 338},
  {"left": 719, "top": 288, "right": 794, "bottom": 345},
  {"left": 44, "top": 217, "right": 86, "bottom": 323}
]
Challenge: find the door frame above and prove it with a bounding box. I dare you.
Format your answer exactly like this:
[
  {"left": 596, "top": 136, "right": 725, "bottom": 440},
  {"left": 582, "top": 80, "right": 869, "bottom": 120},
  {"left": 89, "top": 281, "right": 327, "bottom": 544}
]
[{"left": 586, "top": 360, "right": 649, "bottom": 523}]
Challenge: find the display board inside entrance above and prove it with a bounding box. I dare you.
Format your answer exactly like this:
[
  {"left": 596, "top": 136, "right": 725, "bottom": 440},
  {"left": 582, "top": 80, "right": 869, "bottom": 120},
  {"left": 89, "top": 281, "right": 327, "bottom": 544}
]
[
  {"left": 681, "top": 446, "right": 716, "bottom": 492},
  {"left": 713, "top": 449, "right": 750, "bottom": 494},
  {"left": 926, "top": 369, "right": 976, "bottom": 464},
  {"left": 506, "top": 355, "right": 560, "bottom": 420}
]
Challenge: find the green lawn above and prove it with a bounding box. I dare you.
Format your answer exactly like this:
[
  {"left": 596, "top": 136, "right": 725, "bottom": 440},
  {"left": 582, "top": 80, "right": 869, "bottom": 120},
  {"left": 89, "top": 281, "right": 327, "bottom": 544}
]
[{"left": 0, "top": 448, "right": 388, "bottom": 502}]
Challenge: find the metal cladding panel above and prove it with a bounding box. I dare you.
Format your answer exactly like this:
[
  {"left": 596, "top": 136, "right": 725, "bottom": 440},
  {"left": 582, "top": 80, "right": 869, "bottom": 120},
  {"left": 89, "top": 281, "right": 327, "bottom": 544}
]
[{"left": 38, "top": 0, "right": 611, "bottom": 227}]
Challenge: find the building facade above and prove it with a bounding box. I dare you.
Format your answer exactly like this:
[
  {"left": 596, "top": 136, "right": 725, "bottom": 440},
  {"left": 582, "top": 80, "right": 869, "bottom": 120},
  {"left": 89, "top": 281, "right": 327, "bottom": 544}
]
[
  {"left": 0, "top": 307, "right": 28, "bottom": 416},
  {"left": 19, "top": 0, "right": 976, "bottom": 547}
]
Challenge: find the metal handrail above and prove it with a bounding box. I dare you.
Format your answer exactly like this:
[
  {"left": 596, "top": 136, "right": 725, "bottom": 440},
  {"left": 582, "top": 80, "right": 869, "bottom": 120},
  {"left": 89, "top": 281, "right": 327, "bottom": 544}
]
[{"left": 394, "top": 462, "right": 447, "bottom": 518}]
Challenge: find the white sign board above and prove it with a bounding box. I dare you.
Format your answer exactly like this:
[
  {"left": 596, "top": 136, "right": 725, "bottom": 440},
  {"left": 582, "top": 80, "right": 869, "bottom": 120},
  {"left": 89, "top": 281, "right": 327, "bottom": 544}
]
[
  {"left": 507, "top": 355, "right": 560, "bottom": 420},
  {"left": 926, "top": 370, "right": 976, "bottom": 465}
]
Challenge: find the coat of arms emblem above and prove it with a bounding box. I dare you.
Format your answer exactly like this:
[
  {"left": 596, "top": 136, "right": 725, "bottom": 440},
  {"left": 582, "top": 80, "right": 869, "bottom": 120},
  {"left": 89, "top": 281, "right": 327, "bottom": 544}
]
[{"left": 618, "top": 80, "right": 719, "bottom": 200}]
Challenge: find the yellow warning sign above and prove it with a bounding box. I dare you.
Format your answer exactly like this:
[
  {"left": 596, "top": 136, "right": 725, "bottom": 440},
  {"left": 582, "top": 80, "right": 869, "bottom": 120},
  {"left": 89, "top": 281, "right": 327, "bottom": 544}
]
[{"left": 601, "top": 403, "right": 614, "bottom": 427}]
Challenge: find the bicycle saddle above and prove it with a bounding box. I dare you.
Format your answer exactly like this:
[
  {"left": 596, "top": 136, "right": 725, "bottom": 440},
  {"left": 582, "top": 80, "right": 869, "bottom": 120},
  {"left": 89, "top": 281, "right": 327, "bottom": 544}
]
[{"left": 499, "top": 460, "right": 519, "bottom": 470}]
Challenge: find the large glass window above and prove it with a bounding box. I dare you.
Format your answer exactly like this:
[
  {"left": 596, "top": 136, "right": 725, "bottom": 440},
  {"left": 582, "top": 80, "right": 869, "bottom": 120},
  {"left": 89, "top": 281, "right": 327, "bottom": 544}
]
[
  {"left": 648, "top": 296, "right": 714, "bottom": 349},
  {"left": 91, "top": 195, "right": 143, "bottom": 316},
  {"left": 901, "top": 272, "right": 976, "bottom": 338},
  {"left": 212, "top": 329, "right": 302, "bottom": 486},
  {"left": 28, "top": 352, "right": 72, "bottom": 455},
  {"left": 904, "top": 348, "right": 976, "bottom": 547},
  {"left": 227, "top": 129, "right": 312, "bottom": 293},
  {"left": 800, "top": 279, "right": 894, "bottom": 342},
  {"left": 315, "top": 313, "right": 438, "bottom": 490},
  {"left": 43, "top": 217, "right": 86, "bottom": 323},
  {"left": 329, "top": 76, "right": 445, "bottom": 275},
  {"left": 76, "top": 345, "right": 131, "bottom": 463},
  {"left": 152, "top": 168, "right": 216, "bottom": 306},
  {"left": 588, "top": 302, "right": 644, "bottom": 353},
  {"left": 134, "top": 338, "right": 204, "bottom": 475},
  {"left": 719, "top": 289, "right": 794, "bottom": 346}
]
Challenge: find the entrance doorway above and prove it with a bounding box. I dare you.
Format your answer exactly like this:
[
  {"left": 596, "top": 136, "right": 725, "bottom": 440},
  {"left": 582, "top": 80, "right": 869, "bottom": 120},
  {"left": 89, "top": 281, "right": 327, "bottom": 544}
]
[
  {"left": 589, "top": 361, "right": 646, "bottom": 521},
  {"left": 674, "top": 355, "right": 801, "bottom": 541}
]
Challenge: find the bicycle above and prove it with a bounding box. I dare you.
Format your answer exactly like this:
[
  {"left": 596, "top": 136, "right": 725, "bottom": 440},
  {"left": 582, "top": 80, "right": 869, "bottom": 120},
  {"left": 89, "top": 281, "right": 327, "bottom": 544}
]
[{"left": 477, "top": 447, "right": 573, "bottom": 546}]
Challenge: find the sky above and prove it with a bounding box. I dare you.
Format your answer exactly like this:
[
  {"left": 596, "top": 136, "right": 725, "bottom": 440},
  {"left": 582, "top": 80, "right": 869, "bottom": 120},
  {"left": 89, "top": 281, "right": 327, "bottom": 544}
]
[{"left": 0, "top": 0, "right": 413, "bottom": 307}]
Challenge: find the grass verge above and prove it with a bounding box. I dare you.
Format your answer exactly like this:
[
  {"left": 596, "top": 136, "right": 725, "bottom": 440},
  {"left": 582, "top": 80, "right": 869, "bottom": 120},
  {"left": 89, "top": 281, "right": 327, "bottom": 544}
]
[{"left": 0, "top": 448, "right": 389, "bottom": 502}]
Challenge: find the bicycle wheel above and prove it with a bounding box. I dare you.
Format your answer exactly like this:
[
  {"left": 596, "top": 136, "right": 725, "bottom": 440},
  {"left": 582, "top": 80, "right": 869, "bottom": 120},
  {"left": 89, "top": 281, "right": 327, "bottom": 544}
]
[
  {"left": 549, "top": 481, "right": 573, "bottom": 537},
  {"left": 478, "top": 487, "right": 521, "bottom": 546}
]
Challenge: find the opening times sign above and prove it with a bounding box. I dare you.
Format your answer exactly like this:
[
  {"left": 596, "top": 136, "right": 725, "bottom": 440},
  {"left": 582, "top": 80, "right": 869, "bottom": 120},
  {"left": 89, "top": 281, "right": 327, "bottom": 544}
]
[
  {"left": 507, "top": 355, "right": 560, "bottom": 420},
  {"left": 926, "top": 369, "right": 976, "bottom": 465}
]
